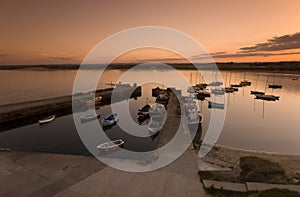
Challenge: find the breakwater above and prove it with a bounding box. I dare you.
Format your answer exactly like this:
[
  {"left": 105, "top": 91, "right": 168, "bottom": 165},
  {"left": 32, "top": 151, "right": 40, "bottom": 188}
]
[{"left": 0, "top": 86, "right": 141, "bottom": 131}]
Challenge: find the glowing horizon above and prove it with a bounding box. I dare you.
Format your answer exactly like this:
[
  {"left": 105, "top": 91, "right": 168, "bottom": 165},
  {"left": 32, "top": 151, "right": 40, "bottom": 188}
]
[{"left": 0, "top": 0, "right": 300, "bottom": 65}]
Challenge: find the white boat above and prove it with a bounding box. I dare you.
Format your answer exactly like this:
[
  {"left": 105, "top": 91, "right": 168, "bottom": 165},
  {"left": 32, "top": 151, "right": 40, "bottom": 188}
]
[
  {"left": 187, "top": 111, "right": 203, "bottom": 126},
  {"left": 148, "top": 115, "right": 165, "bottom": 134},
  {"left": 149, "top": 103, "right": 166, "bottom": 117},
  {"left": 208, "top": 101, "right": 224, "bottom": 109},
  {"left": 102, "top": 113, "right": 119, "bottom": 126},
  {"left": 97, "top": 139, "right": 124, "bottom": 151},
  {"left": 80, "top": 111, "right": 101, "bottom": 122},
  {"left": 39, "top": 115, "right": 55, "bottom": 124},
  {"left": 211, "top": 88, "right": 225, "bottom": 95},
  {"left": 86, "top": 96, "right": 102, "bottom": 106}
]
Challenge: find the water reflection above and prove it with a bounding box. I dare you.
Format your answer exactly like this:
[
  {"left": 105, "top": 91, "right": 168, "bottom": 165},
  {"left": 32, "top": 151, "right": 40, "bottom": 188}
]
[{"left": 0, "top": 70, "right": 300, "bottom": 154}]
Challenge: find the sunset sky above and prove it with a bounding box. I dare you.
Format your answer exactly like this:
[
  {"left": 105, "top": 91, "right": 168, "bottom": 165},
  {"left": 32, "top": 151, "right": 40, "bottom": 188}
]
[{"left": 0, "top": 0, "right": 300, "bottom": 65}]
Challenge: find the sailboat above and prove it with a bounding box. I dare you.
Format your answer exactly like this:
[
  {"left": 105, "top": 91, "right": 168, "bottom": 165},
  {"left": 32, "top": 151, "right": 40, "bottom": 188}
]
[
  {"left": 231, "top": 72, "right": 242, "bottom": 88},
  {"left": 240, "top": 72, "right": 251, "bottom": 86},
  {"left": 250, "top": 75, "right": 265, "bottom": 95},
  {"left": 268, "top": 74, "right": 282, "bottom": 89},
  {"left": 224, "top": 72, "right": 235, "bottom": 93},
  {"left": 255, "top": 76, "right": 280, "bottom": 101}
]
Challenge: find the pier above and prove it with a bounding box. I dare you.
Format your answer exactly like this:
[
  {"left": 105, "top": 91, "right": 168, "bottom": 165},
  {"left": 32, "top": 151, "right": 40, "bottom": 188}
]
[{"left": 0, "top": 85, "right": 141, "bottom": 131}]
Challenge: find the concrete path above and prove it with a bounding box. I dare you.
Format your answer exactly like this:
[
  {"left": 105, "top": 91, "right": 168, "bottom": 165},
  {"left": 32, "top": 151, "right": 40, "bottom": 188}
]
[
  {"left": 0, "top": 149, "right": 210, "bottom": 197},
  {"left": 0, "top": 151, "right": 105, "bottom": 196},
  {"left": 56, "top": 149, "right": 209, "bottom": 197}
]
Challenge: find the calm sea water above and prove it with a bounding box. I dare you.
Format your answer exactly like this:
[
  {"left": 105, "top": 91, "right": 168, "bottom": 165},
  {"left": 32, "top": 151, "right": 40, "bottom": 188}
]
[{"left": 0, "top": 69, "right": 300, "bottom": 154}]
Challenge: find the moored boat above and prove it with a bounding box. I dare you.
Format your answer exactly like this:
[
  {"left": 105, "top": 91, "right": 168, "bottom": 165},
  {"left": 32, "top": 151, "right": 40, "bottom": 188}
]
[
  {"left": 240, "top": 80, "right": 251, "bottom": 86},
  {"left": 148, "top": 115, "right": 165, "bottom": 134},
  {"left": 268, "top": 84, "right": 282, "bottom": 89},
  {"left": 86, "top": 96, "right": 102, "bottom": 107},
  {"left": 250, "top": 91, "right": 265, "bottom": 95},
  {"left": 231, "top": 84, "right": 242, "bottom": 88},
  {"left": 187, "top": 111, "right": 203, "bottom": 125},
  {"left": 208, "top": 82, "right": 223, "bottom": 86},
  {"left": 102, "top": 113, "right": 119, "bottom": 126},
  {"left": 149, "top": 103, "right": 166, "bottom": 117},
  {"left": 255, "top": 94, "right": 279, "bottom": 101},
  {"left": 156, "top": 92, "right": 169, "bottom": 104},
  {"left": 208, "top": 101, "right": 224, "bottom": 109},
  {"left": 211, "top": 88, "right": 225, "bottom": 95},
  {"left": 96, "top": 139, "right": 124, "bottom": 151},
  {"left": 80, "top": 111, "right": 101, "bottom": 122},
  {"left": 225, "top": 87, "right": 235, "bottom": 93},
  {"left": 39, "top": 115, "right": 55, "bottom": 124},
  {"left": 137, "top": 104, "right": 151, "bottom": 118}
]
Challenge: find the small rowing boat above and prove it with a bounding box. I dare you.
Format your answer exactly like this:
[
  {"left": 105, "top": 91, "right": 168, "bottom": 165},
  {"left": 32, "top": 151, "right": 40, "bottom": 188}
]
[
  {"left": 102, "top": 113, "right": 119, "bottom": 126},
  {"left": 80, "top": 111, "right": 101, "bottom": 122},
  {"left": 39, "top": 115, "right": 55, "bottom": 124},
  {"left": 96, "top": 139, "right": 124, "bottom": 151}
]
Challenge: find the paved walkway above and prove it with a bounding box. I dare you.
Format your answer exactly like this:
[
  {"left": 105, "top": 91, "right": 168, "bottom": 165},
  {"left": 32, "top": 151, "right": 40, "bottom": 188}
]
[{"left": 0, "top": 149, "right": 209, "bottom": 197}]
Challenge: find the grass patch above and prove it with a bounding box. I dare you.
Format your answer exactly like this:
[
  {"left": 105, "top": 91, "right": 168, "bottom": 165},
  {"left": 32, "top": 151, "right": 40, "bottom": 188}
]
[
  {"left": 198, "top": 171, "right": 239, "bottom": 182},
  {"left": 204, "top": 185, "right": 251, "bottom": 197},
  {"left": 259, "top": 188, "right": 300, "bottom": 197},
  {"left": 239, "top": 156, "right": 288, "bottom": 184}
]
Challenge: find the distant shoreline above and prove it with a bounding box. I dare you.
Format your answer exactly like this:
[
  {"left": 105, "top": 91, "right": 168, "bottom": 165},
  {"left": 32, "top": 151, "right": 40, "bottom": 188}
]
[{"left": 0, "top": 62, "right": 300, "bottom": 73}]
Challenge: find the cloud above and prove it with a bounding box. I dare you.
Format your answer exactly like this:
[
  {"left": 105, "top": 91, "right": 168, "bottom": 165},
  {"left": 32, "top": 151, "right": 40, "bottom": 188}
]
[
  {"left": 133, "top": 57, "right": 187, "bottom": 62},
  {"left": 240, "top": 32, "right": 300, "bottom": 52},
  {"left": 212, "top": 51, "right": 300, "bottom": 58}
]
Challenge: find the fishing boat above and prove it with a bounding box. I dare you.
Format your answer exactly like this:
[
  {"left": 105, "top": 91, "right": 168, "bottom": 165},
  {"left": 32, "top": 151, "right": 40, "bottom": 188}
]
[
  {"left": 208, "top": 101, "right": 224, "bottom": 109},
  {"left": 268, "top": 84, "right": 282, "bottom": 89},
  {"left": 96, "top": 139, "right": 124, "bottom": 151},
  {"left": 39, "top": 115, "right": 55, "bottom": 124},
  {"left": 102, "top": 113, "right": 119, "bottom": 126},
  {"left": 80, "top": 111, "right": 101, "bottom": 122}
]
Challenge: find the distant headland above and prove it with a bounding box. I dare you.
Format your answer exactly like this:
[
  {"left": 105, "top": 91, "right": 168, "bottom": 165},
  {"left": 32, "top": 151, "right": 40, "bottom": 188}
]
[{"left": 1, "top": 61, "right": 300, "bottom": 72}]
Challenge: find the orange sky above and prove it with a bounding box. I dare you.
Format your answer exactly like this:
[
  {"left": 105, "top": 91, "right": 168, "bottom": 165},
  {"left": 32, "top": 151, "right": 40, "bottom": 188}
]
[{"left": 0, "top": 0, "right": 300, "bottom": 65}]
